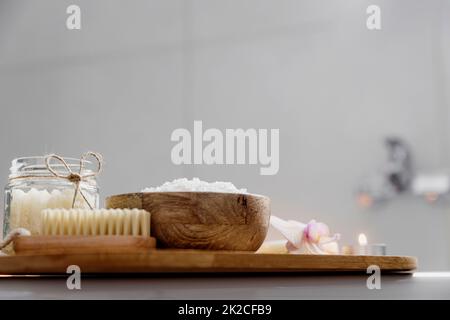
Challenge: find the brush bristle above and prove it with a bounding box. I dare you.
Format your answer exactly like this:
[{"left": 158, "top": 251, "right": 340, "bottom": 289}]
[{"left": 40, "top": 209, "right": 150, "bottom": 236}]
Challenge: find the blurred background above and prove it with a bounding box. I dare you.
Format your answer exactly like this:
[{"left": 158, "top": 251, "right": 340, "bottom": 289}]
[{"left": 1, "top": 0, "right": 450, "bottom": 270}]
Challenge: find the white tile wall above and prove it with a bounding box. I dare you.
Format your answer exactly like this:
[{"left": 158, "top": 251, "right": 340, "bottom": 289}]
[
  {"left": 0, "top": 29, "right": 186, "bottom": 197},
  {"left": 0, "top": 0, "right": 184, "bottom": 67}
]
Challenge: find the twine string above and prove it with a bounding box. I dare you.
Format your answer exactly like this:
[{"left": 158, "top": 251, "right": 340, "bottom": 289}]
[
  {"left": 45, "top": 152, "right": 102, "bottom": 209},
  {"left": 10, "top": 152, "right": 103, "bottom": 209},
  {"left": 0, "top": 228, "right": 31, "bottom": 251}
]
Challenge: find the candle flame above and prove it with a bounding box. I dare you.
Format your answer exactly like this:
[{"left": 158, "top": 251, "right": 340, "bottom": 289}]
[
  {"left": 358, "top": 233, "right": 368, "bottom": 246},
  {"left": 357, "top": 193, "right": 373, "bottom": 208}
]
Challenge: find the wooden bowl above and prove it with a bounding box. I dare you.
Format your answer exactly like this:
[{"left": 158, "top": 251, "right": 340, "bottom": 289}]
[{"left": 105, "top": 192, "right": 270, "bottom": 251}]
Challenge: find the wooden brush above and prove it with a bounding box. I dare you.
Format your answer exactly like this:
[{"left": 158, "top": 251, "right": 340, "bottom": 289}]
[{"left": 13, "top": 209, "right": 156, "bottom": 255}]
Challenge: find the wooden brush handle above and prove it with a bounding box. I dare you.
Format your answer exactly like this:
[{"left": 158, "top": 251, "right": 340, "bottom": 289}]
[{"left": 13, "top": 236, "right": 156, "bottom": 255}]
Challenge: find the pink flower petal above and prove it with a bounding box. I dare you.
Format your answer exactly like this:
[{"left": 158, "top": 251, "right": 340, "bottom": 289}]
[{"left": 306, "top": 221, "right": 330, "bottom": 243}]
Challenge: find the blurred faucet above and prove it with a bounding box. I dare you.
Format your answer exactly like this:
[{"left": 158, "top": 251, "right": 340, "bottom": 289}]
[
  {"left": 357, "top": 136, "right": 450, "bottom": 207},
  {"left": 357, "top": 137, "right": 413, "bottom": 208},
  {"left": 385, "top": 137, "right": 413, "bottom": 193}
]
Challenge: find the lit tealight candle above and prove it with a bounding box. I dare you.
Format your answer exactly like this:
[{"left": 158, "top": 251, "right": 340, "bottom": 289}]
[
  {"left": 358, "top": 233, "right": 369, "bottom": 255},
  {"left": 357, "top": 233, "right": 386, "bottom": 256}
]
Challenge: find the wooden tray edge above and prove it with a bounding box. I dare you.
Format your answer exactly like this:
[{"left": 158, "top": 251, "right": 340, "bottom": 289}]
[{"left": 0, "top": 250, "right": 418, "bottom": 275}]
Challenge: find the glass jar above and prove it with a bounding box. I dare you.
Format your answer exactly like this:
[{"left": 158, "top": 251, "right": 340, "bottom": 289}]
[{"left": 3, "top": 156, "right": 99, "bottom": 236}]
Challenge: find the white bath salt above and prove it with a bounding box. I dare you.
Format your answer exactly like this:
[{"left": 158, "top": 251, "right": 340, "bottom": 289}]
[
  {"left": 142, "top": 178, "right": 247, "bottom": 194},
  {"left": 7, "top": 188, "right": 94, "bottom": 235}
]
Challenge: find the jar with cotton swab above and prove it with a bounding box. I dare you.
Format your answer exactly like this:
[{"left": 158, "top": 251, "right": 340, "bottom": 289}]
[{"left": 3, "top": 153, "right": 101, "bottom": 237}]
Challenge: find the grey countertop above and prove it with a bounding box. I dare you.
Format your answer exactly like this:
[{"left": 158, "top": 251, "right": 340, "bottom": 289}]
[{"left": 1, "top": 273, "right": 450, "bottom": 299}]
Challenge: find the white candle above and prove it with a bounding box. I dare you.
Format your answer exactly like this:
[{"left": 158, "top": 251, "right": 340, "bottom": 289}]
[
  {"left": 357, "top": 233, "right": 386, "bottom": 256},
  {"left": 358, "top": 233, "right": 369, "bottom": 255}
]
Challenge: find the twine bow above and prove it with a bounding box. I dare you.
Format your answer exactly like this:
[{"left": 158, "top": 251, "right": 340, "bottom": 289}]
[{"left": 44, "top": 152, "right": 103, "bottom": 209}]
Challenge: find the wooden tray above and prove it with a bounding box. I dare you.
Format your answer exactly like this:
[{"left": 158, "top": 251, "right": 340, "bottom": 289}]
[
  {"left": 13, "top": 236, "right": 157, "bottom": 255},
  {"left": 0, "top": 250, "right": 417, "bottom": 275}
]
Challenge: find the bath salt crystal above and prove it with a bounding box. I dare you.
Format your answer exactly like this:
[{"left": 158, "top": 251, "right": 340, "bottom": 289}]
[{"left": 142, "top": 178, "right": 247, "bottom": 194}]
